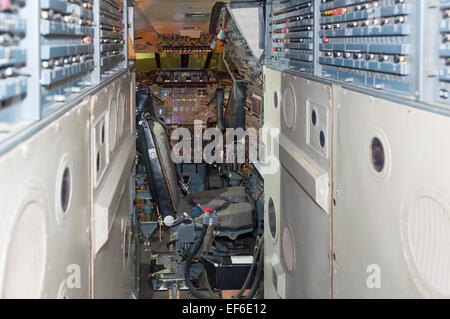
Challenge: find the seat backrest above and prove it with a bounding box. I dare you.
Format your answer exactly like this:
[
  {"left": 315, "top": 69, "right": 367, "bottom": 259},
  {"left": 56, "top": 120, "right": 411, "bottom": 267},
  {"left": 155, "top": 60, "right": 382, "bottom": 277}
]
[
  {"left": 225, "top": 81, "right": 247, "bottom": 129},
  {"left": 138, "top": 116, "right": 179, "bottom": 220}
]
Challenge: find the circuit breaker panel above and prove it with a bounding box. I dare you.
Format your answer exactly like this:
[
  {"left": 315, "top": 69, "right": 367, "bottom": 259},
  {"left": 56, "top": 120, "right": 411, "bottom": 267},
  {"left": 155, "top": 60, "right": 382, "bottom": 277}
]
[
  {"left": 0, "top": 1, "right": 32, "bottom": 136},
  {"left": 265, "top": 0, "right": 450, "bottom": 110},
  {"left": 0, "top": 0, "right": 131, "bottom": 148},
  {"left": 99, "top": 0, "right": 125, "bottom": 75},
  {"left": 0, "top": 1, "right": 27, "bottom": 108},
  {"left": 436, "top": 1, "right": 450, "bottom": 105},
  {"left": 318, "top": 0, "right": 416, "bottom": 95},
  {"left": 268, "top": 0, "right": 315, "bottom": 73},
  {"left": 40, "top": 0, "right": 95, "bottom": 112}
]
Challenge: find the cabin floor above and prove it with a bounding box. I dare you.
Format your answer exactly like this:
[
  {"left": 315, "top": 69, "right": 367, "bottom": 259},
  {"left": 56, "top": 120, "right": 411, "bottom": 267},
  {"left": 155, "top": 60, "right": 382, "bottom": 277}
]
[
  {"left": 137, "top": 167, "right": 257, "bottom": 299},
  {"left": 139, "top": 228, "right": 195, "bottom": 299}
]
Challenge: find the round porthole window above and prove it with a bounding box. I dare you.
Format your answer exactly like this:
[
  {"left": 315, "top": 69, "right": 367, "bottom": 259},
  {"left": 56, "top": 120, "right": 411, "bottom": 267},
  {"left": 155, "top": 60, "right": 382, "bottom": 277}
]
[
  {"left": 61, "top": 167, "right": 71, "bottom": 213},
  {"left": 268, "top": 197, "right": 277, "bottom": 239},
  {"left": 370, "top": 137, "right": 385, "bottom": 173},
  {"left": 368, "top": 129, "right": 391, "bottom": 183},
  {"left": 55, "top": 154, "right": 74, "bottom": 226},
  {"left": 282, "top": 86, "right": 296, "bottom": 129}
]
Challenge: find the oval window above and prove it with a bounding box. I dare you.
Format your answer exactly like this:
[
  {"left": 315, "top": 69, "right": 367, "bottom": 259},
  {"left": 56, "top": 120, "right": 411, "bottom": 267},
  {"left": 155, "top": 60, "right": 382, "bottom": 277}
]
[
  {"left": 274, "top": 91, "right": 278, "bottom": 109},
  {"left": 96, "top": 152, "right": 101, "bottom": 173},
  {"left": 268, "top": 197, "right": 277, "bottom": 239},
  {"left": 61, "top": 167, "right": 71, "bottom": 212},
  {"left": 320, "top": 130, "right": 326, "bottom": 148},
  {"left": 370, "top": 137, "right": 385, "bottom": 173}
]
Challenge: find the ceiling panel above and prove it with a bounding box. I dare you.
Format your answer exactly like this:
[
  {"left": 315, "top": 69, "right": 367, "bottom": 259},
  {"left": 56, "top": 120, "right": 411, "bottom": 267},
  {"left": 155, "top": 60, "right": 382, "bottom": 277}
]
[{"left": 135, "top": 0, "right": 217, "bottom": 35}]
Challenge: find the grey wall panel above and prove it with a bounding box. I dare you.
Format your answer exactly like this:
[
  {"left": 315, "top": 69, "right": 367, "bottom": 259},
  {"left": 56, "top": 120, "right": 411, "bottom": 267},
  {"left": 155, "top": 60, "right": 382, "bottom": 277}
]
[
  {"left": 262, "top": 67, "right": 283, "bottom": 299},
  {"left": 0, "top": 97, "right": 91, "bottom": 298},
  {"left": 90, "top": 71, "right": 135, "bottom": 298},
  {"left": 280, "top": 73, "right": 332, "bottom": 213},
  {"left": 280, "top": 167, "right": 331, "bottom": 298},
  {"left": 93, "top": 169, "right": 135, "bottom": 298},
  {"left": 276, "top": 72, "right": 332, "bottom": 298},
  {"left": 332, "top": 85, "right": 450, "bottom": 298},
  {"left": 0, "top": 0, "right": 135, "bottom": 298}
]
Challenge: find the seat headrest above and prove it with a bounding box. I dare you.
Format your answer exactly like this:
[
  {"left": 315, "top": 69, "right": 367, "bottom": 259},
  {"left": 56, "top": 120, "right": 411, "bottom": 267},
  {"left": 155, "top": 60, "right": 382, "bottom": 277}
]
[{"left": 136, "top": 90, "right": 156, "bottom": 118}]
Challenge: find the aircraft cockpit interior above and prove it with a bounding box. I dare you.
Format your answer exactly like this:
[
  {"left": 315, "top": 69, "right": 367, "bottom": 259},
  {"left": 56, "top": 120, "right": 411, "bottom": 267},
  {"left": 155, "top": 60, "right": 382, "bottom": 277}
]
[
  {"left": 0, "top": 0, "right": 450, "bottom": 303},
  {"left": 134, "top": 2, "right": 266, "bottom": 299}
]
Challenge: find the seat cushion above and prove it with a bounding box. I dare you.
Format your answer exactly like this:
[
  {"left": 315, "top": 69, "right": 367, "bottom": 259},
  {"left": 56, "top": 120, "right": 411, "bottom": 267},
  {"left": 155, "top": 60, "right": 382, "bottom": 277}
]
[{"left": 177, "top": 186, "right": 254, "bottom": 231}]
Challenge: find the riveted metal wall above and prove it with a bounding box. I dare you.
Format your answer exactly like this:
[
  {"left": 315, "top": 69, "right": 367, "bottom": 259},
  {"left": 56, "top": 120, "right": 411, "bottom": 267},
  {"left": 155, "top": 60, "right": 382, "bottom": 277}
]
[
  {"left": 332, "top": 86, "right": 450, "bottom": 298},
  {"left": 0, "top": 97, "right": 91, "bottom": 298},
  {"left": 0, "top": 0, "right": 136, "bottom": 299},
  {"left": 90, "top": 72, "right": 135, "bottom": 299}
]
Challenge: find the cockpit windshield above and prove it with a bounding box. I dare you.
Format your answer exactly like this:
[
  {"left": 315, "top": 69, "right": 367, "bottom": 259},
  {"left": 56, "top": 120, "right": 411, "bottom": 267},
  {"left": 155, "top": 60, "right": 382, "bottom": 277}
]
[{"left": 136, "top": 52, "right": 226, "bottom": 73}]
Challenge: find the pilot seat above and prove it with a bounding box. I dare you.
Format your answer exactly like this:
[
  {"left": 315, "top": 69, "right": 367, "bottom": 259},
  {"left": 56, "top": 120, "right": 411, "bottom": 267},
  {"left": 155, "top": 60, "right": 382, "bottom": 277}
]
[{"left": 138, "top": 115, "right": 255, "bottom": 238}]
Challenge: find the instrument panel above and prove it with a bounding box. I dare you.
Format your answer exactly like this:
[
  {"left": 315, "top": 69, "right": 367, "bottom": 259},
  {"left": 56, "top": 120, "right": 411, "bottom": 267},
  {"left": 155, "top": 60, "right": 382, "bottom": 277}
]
[
  {"left": 137, "top": 69, "right": 229, "bottom": 86},
  {"left": 136, "top": 68, "right": 265, "bottom": 132},
  {"left": 137, "top": 69, "right": 233, "bottom": 127},
  {"left": 245, "top": 94, "right": 264, "bottom": 129},
  {"left": 151, "top": 86, "right": 218, "bottom": 125}
]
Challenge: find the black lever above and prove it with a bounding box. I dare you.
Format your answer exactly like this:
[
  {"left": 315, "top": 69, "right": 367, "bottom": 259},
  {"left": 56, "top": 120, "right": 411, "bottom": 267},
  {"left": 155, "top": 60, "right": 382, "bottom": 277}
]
[{"left": 216, "top": 87, "right": 225, "bottom": 132}]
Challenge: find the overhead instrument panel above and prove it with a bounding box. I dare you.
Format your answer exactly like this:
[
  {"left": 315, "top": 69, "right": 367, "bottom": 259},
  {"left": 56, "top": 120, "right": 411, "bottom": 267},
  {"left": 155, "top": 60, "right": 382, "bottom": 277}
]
[
  {"left": 269, "top": 0, "right": 315, "bottom": 73},
  {"left": 159, "top": 34, "right": 217, "bottom": 53},
  {"left": 318, "top": 0, "right": 417, "bottom": 95}
]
